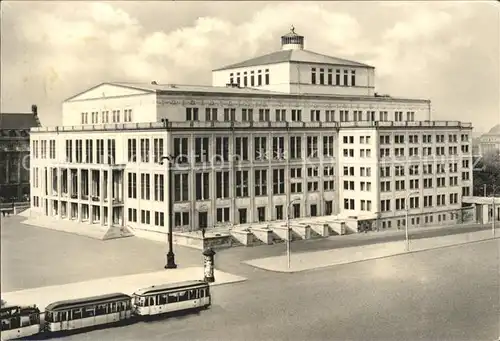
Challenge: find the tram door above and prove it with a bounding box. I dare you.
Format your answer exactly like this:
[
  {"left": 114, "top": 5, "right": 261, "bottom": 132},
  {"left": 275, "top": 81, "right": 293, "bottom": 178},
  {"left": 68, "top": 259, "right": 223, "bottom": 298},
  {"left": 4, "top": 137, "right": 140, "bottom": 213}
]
[{"left": 60, "top": 311, "right": 68, "bottom": 330}]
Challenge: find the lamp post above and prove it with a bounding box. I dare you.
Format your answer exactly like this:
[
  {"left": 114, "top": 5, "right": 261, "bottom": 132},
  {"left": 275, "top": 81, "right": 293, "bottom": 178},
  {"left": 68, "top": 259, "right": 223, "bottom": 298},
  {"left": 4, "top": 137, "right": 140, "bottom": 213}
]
[
  {"left": 286, "top": 198, "right": 299, "bottom": 269},
  {"left": 491, "top": 185, "right": 500, "bottom": 238},
  {"left": 160, "top": 155, "right": 177, "bottom": 269},
  {"left": 405, "top": 191, "right": 420, "bottom": 252}
]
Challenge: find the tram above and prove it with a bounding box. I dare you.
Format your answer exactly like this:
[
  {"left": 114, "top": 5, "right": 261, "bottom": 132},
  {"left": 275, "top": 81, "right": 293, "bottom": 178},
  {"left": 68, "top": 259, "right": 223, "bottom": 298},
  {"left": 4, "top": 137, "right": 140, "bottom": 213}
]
[
  {"left": 132, "top": 280, "right": 211, "bottom": 316},
  {"left": 0, "top": 305, "right": 41, "bottom": 340},
  {"left": 44, "top": 293, "right": 133, "bottom": 332},
  {"left": 1, "top": 280, "right": 212, "bottom": 340}
]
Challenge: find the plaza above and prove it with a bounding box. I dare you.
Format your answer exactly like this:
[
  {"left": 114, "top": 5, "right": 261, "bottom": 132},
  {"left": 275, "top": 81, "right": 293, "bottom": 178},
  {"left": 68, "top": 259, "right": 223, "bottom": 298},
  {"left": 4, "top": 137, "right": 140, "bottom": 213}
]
[{"left": 1, "top": 215, "right": 498, "bottom": 341}]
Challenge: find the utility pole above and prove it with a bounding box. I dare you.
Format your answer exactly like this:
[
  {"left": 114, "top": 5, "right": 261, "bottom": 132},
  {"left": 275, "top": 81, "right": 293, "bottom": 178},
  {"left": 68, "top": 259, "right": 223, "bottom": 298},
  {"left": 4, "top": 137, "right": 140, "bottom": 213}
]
[{"left": 287, "top": 199, "right": 299, "bottom": 269}]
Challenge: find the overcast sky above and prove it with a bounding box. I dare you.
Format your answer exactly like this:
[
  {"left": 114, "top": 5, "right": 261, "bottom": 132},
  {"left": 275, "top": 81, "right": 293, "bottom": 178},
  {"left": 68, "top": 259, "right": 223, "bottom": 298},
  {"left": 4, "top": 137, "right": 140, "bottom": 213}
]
[{"left": 1, "top": 1, "right": 499, "bottom": 132}]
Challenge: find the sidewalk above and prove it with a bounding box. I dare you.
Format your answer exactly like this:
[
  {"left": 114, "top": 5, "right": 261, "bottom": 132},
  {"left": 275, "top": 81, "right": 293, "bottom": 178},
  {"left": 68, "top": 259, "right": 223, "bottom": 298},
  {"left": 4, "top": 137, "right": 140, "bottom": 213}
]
[
  {"left": 244, "top": 230, "right": 500, "bottom": 273},
  {"left": 1, "top": 267, "right": 246, "bottom": 310}
]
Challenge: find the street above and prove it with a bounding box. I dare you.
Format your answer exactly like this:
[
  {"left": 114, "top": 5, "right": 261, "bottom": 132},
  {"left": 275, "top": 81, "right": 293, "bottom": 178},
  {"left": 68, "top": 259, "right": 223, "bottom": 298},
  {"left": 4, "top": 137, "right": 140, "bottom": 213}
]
[
  {"left": 52, "top": 239, "right": 499, "bottom": 341},
  {"left": 0, "top": 216, "right": 495, "bottom": 291},
  {"left": 1, "top": 216, "right": 499, "bottom": 340}
]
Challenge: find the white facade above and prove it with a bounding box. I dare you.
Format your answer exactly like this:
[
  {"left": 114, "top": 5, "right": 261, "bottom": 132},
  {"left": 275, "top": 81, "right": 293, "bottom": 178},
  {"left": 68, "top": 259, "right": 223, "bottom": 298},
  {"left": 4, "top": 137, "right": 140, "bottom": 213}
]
[
  {"left": 211, "top": 27, "right": 375, "bottom": 97},
  {"left": 30, "top": 28, "right": 473, "bottom": 234}
]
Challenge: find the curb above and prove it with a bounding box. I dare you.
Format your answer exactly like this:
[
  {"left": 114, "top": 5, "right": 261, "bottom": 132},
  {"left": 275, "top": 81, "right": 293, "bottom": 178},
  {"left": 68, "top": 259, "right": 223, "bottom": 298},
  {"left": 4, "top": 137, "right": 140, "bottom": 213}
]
[{"left": 245, "top": 236, "right": 500, "bottom": 274}]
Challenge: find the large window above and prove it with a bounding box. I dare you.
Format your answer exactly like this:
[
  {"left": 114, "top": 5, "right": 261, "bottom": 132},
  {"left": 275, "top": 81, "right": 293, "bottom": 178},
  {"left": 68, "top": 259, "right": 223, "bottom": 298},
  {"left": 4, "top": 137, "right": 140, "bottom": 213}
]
[
  {"left": 273, "top": 169, "right": 285, "bottom": 194},
  {"left": 173, "top": 173, "right": 189, "bottom": 202},
  {"left": 254, "top": 169, "right": 267, "bottom": 196},
  {"left": 216, "top": 171, "right": 229, "bottom": 199},
  {"left": 195, "top": 172, "right": 210, "bottom": 200},
  {"left": 236, "top": 170, "right": 249, "bottom": 197}
]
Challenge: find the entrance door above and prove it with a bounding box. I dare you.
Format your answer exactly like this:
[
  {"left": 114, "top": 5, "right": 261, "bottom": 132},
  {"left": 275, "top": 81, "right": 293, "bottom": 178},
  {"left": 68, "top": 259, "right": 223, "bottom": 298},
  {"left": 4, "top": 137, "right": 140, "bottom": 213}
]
[
  {"left": 238, "top": 208, "right": 247, "bottom": 224},
  {"left": 199, "top": 212, "right": 208, "bottom": 229}
]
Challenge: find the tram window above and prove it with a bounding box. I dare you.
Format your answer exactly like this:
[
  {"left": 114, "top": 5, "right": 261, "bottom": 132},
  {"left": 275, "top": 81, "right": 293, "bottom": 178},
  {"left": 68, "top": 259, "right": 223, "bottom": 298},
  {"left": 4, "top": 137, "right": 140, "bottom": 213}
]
[
  {"left": 136, "top": 297, "right": 145, "bottom": 307},
  {"left": 109, "top": 302, "right": 117, "bottom": 313},
  {"left": 30, "top": 313, "right": 40, "bottom": 325},
  {"left": 83, "top": 307, "right": 95, "bottom": 318},
  {"left": 60, "top": 311, "right": 67, "bottom": 321},
  {"left": 167, "top": 292, "right": 178, "bottom": 304},
  {"left": 148, "top": 297, "right": 155, "bottom": 307},
  {"left": 1, "top": 318, "right": 11, "bottom": 331},
  {"left": 72, "top": 308, "right": 82, "bottom": 319},
  {"left": 178, "top": 291, "right": 188, "bottom": 302},
  {"left": 96, "top": 304, "right": 107, "bottom": 316},
  {"left": 199, "top": 289, "right": 205, "bottom": 298},
  {"left": 10, "top": 316, "right": 20, "bottom": 329},
  {"left": 119, "top": 301, "right": 127, "bottom": 311},
  {"left": 188, "top": 289, "right": 198, "bottom": 300},
  {"left": 125, "top": 300, "right": 131, "bottom": 310},
  {"left": 158, "top": 294, "right": 167, "bottom": 305},
  {"left": 21, "top": 315, "right": 31, "bottom": 327}
]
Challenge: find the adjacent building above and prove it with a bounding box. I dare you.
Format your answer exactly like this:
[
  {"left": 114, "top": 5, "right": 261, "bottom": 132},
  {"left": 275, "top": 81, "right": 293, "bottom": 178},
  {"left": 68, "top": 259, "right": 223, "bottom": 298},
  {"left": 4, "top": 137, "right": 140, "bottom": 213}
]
[
  {"left": 0, "top": 106, "right": 41, "bottom": 201},
  {"left": 29, "top": 27, "right": 473, "bottom": 234},
  {"left": 477, "top": 124, "right": 500, "bottom": 156}
]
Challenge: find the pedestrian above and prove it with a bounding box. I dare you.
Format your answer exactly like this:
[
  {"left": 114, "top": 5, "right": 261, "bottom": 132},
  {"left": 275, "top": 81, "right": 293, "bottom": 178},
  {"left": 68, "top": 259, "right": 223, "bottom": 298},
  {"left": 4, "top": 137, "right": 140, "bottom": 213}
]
[{"left": 201, "top": 227, "right": 206, "bottom": 239}]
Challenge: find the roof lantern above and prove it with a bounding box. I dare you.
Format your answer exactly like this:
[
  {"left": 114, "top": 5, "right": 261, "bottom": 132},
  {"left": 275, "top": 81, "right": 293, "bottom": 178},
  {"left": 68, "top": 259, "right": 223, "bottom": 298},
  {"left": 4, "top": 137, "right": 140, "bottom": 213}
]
[{"left": 281, "top": 25, "right": 304, "bottom": 51}]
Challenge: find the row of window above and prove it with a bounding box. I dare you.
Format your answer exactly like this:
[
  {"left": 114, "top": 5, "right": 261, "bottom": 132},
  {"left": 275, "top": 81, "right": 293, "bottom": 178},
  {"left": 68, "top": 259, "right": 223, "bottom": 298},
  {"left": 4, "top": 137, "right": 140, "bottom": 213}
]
[
  {"left": 311, "top": 68, "right": 357, "bottom": 87},
  {"left": 162, "top": 201, "right": 336, "bottom": 228},
  {"left": 184, "top": 107, "right": 417, "bottom": 123},
  {"left": 380, "top": 212, "right": 456, "bottom": 229},
  {"left": 229, "top": 69, "right": 270, "bottom": 87},
  {"left": 81, "top": 109, "right": 133, "bottom": 125},
  {"left": 376, "top": 163, "right": 469, "bottom": 178},
  {"left": 32, "top": 140, "right": 56, "bottom": 159},
  {"left": 380, "top": 177, "right": 467, "bottom": 191},
  {"left": 128, "top": 208, "right": 165, "bottom": 227},
  {"left": 127, "top": 174, "right": 164, "bottom": 201},
  {"left": 380, "top": 133, "right": 470, "bottom": 144},
  {"left": 379, "top": 193, "right": 460, "bottom": 212},
  {"left": 378, "top": 145, "right": 469, "bottom": 158},
  {"left": 172, "top": 136, "right": 335, "bottom": 162},
  {"left": 127, "top": 168, "right": 336, "bottom": 202}
]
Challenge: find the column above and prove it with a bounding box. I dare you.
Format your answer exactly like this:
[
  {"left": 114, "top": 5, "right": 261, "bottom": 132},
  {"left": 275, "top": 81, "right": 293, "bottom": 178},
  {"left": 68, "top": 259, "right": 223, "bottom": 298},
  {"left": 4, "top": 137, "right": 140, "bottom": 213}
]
[
  {"left": 5, "top": 154, "right": 10, "bottom": 186},
  {"left": 67, "top": 168, "right": 72, "bottom": 199},
  {"left": 100, "top": 169, "right": 105, "bottom": 225},
  {"left": 16, "top": 154, "right": 22, "bottom": 199},
  {"left": 107, "top": 170, "right": 112, "bottom": 226},
  {"left": 77, "top": 169, "right": 82, "bottom": 223}
]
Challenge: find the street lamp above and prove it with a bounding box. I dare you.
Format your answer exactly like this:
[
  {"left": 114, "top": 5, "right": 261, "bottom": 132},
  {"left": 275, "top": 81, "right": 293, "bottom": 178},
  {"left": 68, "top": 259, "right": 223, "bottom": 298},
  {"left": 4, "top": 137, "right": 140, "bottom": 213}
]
[
  {"left": 286, "top": 198, "right": 299, "bottom": 269},
  {"left": 160, "top": 155, "right": 177, "bottom": 269},
  {"left": 405, "top": 191, "right": 420, "bottom": 252}
]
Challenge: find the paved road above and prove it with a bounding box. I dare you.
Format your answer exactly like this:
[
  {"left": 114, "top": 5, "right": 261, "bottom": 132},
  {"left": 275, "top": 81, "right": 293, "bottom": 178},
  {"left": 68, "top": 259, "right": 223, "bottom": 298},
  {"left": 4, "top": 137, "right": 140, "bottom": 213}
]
[
  {"left": 0, "top": 216, "right": 494, "bottom": 291},
  {"left": 53, "top": 239, "right": 500, "bottom": 341}
]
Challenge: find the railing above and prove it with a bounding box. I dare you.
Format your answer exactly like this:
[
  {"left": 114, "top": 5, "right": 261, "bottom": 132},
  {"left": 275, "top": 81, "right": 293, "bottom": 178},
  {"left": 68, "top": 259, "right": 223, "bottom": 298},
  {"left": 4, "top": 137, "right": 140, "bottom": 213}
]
[{"left": 31, "top": 120, "right": 473, "bottom": 133}]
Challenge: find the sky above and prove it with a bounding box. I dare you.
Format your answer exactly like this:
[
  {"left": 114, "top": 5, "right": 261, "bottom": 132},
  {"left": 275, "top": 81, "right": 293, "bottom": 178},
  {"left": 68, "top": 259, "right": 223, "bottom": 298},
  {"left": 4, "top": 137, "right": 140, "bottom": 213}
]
[{"left": 1, "top": 1, "right": 499, "bottom": 133}]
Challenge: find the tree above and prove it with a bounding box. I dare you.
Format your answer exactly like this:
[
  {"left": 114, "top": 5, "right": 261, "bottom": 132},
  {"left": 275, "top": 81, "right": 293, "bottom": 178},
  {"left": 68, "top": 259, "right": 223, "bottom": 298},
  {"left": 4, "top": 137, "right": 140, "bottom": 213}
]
[{"left": 473, "top": 149, "right": 500, "bottom": 196}]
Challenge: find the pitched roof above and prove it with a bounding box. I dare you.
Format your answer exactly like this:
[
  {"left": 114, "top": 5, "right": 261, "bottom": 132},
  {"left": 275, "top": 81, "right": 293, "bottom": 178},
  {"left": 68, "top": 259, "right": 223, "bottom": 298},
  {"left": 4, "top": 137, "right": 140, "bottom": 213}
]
[
  {"left": 213, "top": 49, "right": 374, "bottom": 71},
  {"left": 0, "top": 113, "right": 40, "bottom": 130}
]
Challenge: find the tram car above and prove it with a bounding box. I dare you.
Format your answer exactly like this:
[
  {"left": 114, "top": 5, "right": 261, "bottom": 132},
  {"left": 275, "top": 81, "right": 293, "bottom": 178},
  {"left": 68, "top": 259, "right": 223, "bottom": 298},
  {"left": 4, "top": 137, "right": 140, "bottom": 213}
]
[
  {"left": 132, "top": 280, "right": 211, "bottom": 316},
  {"left": 44, "top": 293, "right": 133, "bottom": 333},
  {"left": 0, "top": 305, "right": 41, "bottom": 340},
  {"left": 0, "top": 280, "right": 211, "bottom": 340}
]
